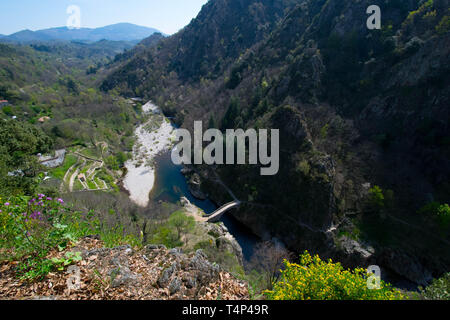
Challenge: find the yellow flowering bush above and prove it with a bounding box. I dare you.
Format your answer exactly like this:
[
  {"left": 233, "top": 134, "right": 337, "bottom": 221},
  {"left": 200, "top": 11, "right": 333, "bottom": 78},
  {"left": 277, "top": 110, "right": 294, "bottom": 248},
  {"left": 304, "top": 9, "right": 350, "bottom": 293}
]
[{"left": 264, "top": 251, "right": 406, "bottom": 300}]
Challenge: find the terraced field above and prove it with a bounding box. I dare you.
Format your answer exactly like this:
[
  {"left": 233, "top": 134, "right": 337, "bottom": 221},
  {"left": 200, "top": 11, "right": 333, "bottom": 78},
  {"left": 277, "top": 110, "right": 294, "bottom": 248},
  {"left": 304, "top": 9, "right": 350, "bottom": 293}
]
[{"left": 50, "top": 145, "right": 115, "bottom": 193}]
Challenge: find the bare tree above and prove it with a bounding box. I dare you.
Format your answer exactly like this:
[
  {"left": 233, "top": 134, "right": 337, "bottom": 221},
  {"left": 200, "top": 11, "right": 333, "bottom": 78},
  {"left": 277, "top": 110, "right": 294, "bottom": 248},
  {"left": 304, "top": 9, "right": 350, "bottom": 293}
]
[
  {"left": 247, "top": 241, "right": 293, "bottom": 290},
  {"left": 141, "top": 220, "right": 148, "bottom": 244}
]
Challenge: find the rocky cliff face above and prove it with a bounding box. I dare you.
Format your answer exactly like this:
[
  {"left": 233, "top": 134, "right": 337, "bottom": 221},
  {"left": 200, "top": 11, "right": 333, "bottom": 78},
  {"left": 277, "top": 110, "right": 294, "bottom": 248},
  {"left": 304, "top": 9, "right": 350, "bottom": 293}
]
[{"left": 102, "top": 0, "right": 450, "bottom": 286}]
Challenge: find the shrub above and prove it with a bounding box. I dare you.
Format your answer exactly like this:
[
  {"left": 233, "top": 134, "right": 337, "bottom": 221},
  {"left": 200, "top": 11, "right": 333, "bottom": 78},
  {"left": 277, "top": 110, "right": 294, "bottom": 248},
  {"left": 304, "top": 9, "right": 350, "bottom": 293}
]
[
  {"left": 168, "top": 211, "right": 195, "bottom": 241},
  {"left": 420, "top": 272, "right": 450, "bottom": 300},
  {"left": 437, "top": 203, "right": 450, "bottom": 228},
  {"left": 2, "top": 105, "right": 13, "bottom": 116},
  {"left": 148, "top": 225, "right": 181, "bottom": 248},
  {"left": 0, "top": 194, "right": 85, "bottom": 279},
  {"left": 0, "top": 195, "right": 70, "bottom": 254},
  {"left": 418, "top": 202, "right": 450, "bottom": 228},
  {"left": 320, "top": 124, "right": 329, "bottom": 139},
  {"left": 105, "top": 155, "right": 119, "bottom": 170},
  {"left": 436, "top": 15, "right": 450, "bottom": 35},
  {"left": 264, "top": 251, "right": 406, "bottom": 300},
  {"left": 367, "top": 185, "right": 385, "bottom": 212},
  {"left": 247, "top": 241, "right": 292, "bottom": 291},
  {"left": 0, "top": 193, "right": 142, "bottom": 280}
]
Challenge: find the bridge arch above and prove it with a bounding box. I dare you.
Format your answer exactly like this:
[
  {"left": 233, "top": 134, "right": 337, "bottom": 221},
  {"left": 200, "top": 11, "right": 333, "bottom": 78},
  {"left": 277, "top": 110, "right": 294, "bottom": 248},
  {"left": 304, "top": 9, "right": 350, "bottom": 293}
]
[{"left": 205, "top": 200, "right": 241, "bottom": 222}]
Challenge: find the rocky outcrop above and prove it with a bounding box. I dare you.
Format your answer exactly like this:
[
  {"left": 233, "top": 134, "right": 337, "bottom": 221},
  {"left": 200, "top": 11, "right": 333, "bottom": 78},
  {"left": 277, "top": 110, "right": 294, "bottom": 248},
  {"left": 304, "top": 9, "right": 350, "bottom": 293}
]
[
  {"left": 202, "top": 222, "right": 244, "bottom": 265},
  {"left": 334, "top": 236, "right": 376, "bottom": 268},
  {"left": 182, "top": 169, "right": 207, "bottom": 200},
  {"left": 0, "top": 237, "right": 248, "bottom": 300},
  {"left": 377, "top": 248, "right": 434, "bottom": 287},
  {"left": 179, "top": 196, "right": 244, "bottom": 265}
]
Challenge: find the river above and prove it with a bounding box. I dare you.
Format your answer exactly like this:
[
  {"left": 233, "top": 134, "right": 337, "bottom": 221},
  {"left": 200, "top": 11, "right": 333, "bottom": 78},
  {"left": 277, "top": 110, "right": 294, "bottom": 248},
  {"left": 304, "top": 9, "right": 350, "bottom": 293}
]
[
  {"left": 151, "top": 151, "right": 260, "bottom": 261},
  {"left": 123, "top": 101, "right": 260, "bottom": 261},
  {"left": 122, "top": 101, "right": 418, "bottom": 290}
]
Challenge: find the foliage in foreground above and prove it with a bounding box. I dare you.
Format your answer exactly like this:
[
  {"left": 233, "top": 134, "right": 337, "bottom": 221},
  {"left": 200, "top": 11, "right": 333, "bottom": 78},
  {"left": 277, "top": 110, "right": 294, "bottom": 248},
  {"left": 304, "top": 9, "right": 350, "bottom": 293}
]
[
  {"left": 419, "top": 272, "right": 450, "bottom": 300},
  {"left": 0, "top": 194, "right": 141, "bottom": 280},
  {"left": 264, "top": 251, "right": 406, "bottom": 300}
]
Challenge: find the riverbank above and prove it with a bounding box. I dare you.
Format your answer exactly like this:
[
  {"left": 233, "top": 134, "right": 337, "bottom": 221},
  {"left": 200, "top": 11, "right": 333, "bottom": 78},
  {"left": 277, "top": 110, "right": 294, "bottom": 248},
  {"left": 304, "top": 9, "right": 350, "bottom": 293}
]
[
  {"left": 151, "top": 152, "right": 261, "bottom": 261},
  {"left": 122, "top": 101, "right": 175, "bottom": 207},
  {"left": 123, "top": 101, "right": 261, "bottom": 262}
]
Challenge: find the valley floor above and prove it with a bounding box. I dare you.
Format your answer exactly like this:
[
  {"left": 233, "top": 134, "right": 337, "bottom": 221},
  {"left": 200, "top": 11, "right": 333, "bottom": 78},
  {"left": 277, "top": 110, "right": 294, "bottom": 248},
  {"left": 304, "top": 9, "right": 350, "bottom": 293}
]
[{"left": 123, "top": 101, "right": 176, "bottom": 207}]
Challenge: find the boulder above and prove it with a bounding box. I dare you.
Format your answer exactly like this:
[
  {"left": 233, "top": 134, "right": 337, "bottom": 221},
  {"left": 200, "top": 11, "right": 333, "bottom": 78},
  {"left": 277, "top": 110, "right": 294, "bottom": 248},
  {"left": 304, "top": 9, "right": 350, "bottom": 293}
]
[
  {"left": 188, "top": 173, "right": 207, "bottom": 200},
  {"left": 377, "top": 248, "right": 433, "bottom": 286}
]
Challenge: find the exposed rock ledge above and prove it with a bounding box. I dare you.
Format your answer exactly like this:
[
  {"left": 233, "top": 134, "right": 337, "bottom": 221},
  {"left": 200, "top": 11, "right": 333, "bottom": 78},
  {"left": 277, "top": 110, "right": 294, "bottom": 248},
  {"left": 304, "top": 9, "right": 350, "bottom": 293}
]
[
  {"left": 181, "top": 168, "right": 207, "bottom": 200},
  {"left": 180, "top": 197, "right": 244, "bottom": 265},
  {"left": 0, "top": 237, "right": 248, "bottom": 300}
]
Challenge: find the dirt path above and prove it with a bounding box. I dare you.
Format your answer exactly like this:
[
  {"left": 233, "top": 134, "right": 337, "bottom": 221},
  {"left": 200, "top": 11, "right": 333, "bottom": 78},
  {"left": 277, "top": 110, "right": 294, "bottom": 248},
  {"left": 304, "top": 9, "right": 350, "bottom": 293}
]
[
  {"left": 68, "top": 168, "right": 80, "bottom": 192},
  {"left": 61, "top": 158, "right": 79, "bottom": 193},
  {"left": 181, "top": 197, "right": 208, "bottom": 222}
]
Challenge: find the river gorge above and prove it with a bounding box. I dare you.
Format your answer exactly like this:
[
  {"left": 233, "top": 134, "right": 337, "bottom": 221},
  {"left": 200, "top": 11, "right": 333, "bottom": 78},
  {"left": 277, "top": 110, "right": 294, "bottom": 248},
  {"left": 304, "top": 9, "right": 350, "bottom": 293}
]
[{"left": 123, "top": 101, "right": 260, "bottom": 261}]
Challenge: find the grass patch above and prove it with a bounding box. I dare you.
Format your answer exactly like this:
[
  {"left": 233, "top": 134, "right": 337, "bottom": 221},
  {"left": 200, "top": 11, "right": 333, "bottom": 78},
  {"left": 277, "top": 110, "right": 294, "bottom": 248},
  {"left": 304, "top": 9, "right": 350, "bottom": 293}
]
[
  {"left": 87, "top": 180, "right": 97, "bottom": 190},
  {"left": 0, "top": 194, "right": 143, "bottom": 280},
  {"left": 73, "top": 179, "right": 84, "bottom": 191},
  {"left": 79, "top": 147, "right": 102, "bottom": 160},
  {"left": 50, "top": 154, "right": 78, "bottom": 179}
]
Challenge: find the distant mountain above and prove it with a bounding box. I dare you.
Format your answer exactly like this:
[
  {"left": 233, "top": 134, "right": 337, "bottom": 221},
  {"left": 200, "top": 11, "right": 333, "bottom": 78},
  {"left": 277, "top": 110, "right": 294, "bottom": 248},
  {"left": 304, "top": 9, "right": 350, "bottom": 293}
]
[
  {"left": 4, "top": 30, "right": 51, "bottom": 42},
  {"left": 1, "top": 23, "right": 162, "bottom": 43}
]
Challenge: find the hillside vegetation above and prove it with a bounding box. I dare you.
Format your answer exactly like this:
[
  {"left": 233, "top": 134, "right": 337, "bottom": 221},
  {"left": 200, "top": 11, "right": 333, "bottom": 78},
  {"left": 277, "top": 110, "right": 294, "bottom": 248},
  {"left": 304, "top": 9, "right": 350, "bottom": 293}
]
[
  {"left": 102, "top": 0, "right": 450, "bottom": 288},
  {"left": 0, "top": 0, "right": 449, "bottom": 300}
]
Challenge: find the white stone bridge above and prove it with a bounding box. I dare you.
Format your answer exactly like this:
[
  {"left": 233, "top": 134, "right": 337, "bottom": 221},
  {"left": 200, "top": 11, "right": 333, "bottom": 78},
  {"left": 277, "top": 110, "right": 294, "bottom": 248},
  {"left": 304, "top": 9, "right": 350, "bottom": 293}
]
[{"left": 204, "top": 200, "right": 241, "bottom": 222}]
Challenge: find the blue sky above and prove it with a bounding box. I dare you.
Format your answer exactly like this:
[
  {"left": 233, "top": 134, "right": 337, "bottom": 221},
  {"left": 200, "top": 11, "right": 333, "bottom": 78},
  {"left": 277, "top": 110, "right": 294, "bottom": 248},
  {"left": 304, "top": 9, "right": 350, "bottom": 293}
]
[{"left": 0, "top": 0, "right": 209, "bottom": 35}]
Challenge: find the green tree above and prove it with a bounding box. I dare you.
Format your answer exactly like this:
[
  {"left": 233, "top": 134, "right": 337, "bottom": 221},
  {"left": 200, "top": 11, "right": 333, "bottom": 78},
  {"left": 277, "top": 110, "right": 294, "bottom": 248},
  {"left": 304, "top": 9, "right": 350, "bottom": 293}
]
[
  {"left": 418, "top": 202, "right": 450, "bottom": 228},
  {"left": 368, "top": 185, "right": 385, "bottom": 212},
  {"left": 105, "top": 155, "right": 119, "bottom": 170},
  {"left": 221, "top": 97, "right": 240, "bottom": 129},
  {"left": 115, "top": 151, "right": 128, "bottom": 167},
  {"left": 437, "top": 204, "right": 450, "bottom": 228},
  {"left": 168, "top": 211, "right": 195, "bottom": 241},
  {"left": 208, "top": 114, "right": 216, "bottom": 129},
  {"left": 65, "top": 77, "right": 79, "bottom": 95},
  {"left": 0, "top": 120, "right": 52, "bottom": 197}
]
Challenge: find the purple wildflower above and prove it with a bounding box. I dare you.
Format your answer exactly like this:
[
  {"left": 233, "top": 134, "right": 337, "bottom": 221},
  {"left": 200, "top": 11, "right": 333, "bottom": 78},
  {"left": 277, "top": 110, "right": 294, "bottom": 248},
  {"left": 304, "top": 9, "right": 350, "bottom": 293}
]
[
  {"left": 4, "top": 202, "right": 9, "bottom": 206},
  {"left": 57, "top": 198, "right": 64, "bottom": 204}
]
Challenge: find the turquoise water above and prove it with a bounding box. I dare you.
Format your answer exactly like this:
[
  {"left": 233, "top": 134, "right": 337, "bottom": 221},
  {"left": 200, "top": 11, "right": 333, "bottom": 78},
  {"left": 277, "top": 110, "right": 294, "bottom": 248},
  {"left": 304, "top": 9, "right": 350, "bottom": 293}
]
[{"left": 151, "top": 151, "right": 260, "bottom": 260}]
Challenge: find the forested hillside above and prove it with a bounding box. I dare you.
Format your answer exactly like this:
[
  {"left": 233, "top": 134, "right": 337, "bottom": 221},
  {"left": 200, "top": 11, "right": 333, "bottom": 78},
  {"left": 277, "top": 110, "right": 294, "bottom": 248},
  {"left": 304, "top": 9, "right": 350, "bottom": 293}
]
[
  {"left": 102, "top": 0, "right": 450, "bottom": 287},
  {"left": 0, "top": 0, "right": 448, "bottom": 301},
  {"left": 0, "top": 36, "right": 257, "bottom": 300},
  {"left": 0, "top": 40, "right": 144, "bottom": 197}
]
